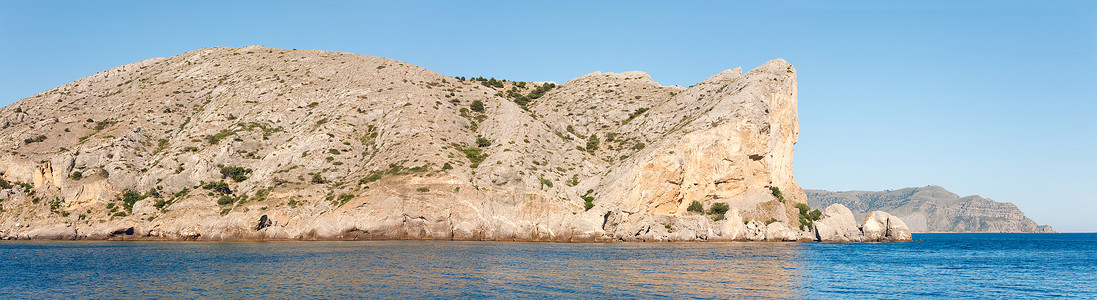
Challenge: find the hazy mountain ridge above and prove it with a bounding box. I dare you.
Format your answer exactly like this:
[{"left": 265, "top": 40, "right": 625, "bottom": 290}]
[{"left": 806, "top": 186, "right": 1054, "bottom": 233}]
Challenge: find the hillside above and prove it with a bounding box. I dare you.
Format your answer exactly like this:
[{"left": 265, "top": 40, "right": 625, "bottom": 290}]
[
  {"left": 806, "top": 186, "right": 1055, "bottom": 233},
  {"left": 0, "top": 45, "right": 861, "bottom": 241}
]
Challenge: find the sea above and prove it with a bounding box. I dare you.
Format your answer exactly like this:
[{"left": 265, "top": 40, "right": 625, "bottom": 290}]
[{"left": 1, "top": 233, "right": 1094, "bottom": 299}]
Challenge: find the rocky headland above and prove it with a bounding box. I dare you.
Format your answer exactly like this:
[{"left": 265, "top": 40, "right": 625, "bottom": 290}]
[
  {"left": 807, "top": 186, "right": 1054, "bottom": 233},
  {"left": 0, "top": 46, "right": 909, "bottom": 242}
]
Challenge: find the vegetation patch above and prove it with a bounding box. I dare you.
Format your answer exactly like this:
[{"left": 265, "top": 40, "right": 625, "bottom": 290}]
[
  {"left": 581, "top": 189, "right": 595, "bottom": 211},
  {"left": 687, "top": 201, "right": 704, "bottom": 213},
  {"left": 770, "top": 186, "right": 785, "bottom": 203},
  {"left": 23, "top": 135, "right": 46, "bottom": 144},
  {"left": 201, "top": 181, "right": 233, "bottom": 195},
  {"left": 206, "top": 128, "right": 237, "bottom": 145},
  {"left": 220, "top": 166, "right": 253, "bottom": 182},
  {"left": 708, "top": 202, "right": 730, "bottom": 221},
  {"left": 458, "top": 146, "right": 488, "bottom": 168},
  {"left": 795, "top": 203, "right": 822, "bottom": 230},
  {"left": 333, "top": 194, "right": 354, "bottom": 207},
  {"left": 585, "top": 134, "right": 600, "bottom": 153}
]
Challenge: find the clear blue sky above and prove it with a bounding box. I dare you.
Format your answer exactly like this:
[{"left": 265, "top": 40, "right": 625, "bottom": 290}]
[{"left": 2, "top": 1, "right": 1095, "bottom": 231}]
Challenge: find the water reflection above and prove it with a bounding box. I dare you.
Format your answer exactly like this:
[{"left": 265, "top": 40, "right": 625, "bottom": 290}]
[{"left": 0, "top": 241, "right": 807, "bottom": 298}]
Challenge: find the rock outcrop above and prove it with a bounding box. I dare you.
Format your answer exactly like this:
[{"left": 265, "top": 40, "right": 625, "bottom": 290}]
[
  {"left": 808, "top": 204, "right": 912, "bottom": 242},
  {"left": 806, "top": 186, "right": 1054, "bottom": 233},
  {"left": 0, "top": 45, "right": 906, "bottom": 242}
]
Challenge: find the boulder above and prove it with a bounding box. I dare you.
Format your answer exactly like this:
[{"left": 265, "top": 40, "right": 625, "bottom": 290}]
[
  {"left": 813, "top": 204, "right": 864, "bottom": 242},
  {"left": 862, "top": 211, "right": 912, "bottom": 242}
]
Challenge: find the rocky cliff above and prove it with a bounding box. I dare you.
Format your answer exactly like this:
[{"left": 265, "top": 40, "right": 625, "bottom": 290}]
[
  {"left": 806, "top": 186, "right": 1054, "bottom": 233},
  {"left": 0, "top": 45, "right": 908, "bottom": 242}
]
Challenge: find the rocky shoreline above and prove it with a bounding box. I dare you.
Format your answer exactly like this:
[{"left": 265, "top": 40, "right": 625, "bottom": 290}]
[{"left": 2, "top": 204, "right": 910, "bottom": 242}]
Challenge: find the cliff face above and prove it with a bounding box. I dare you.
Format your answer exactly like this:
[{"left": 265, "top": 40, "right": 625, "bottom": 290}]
[
  {"left": 0, "top": 45, "right": 850, "bottom": 241},
  {"left": 805, "top": 186, "right": 1055, "bottom": 233}
]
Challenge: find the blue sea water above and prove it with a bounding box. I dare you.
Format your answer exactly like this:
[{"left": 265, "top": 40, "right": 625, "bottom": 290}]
[{"left": 1, "top": 233, "right": 1094, "bottom": 299}]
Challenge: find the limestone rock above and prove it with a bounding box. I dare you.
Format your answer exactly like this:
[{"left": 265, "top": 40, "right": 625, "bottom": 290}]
[
  {"left": 812, "top": 204, "right": 864, "bottom": 242},
  {"left": 861, "top": 211, "right": 912, "bottom": 242},
  {"left": 0, "top": 45, "right": 827, "bottom": 242}
]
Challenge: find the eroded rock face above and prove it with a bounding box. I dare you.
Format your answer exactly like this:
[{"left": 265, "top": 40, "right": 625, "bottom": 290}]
[{"left": 0, "top": 45, "right": 905, "bottom": 242}]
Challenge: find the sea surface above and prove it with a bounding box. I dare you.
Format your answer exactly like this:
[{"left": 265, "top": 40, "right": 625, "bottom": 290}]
[{"left": 1, "top": 233, "right": 1094, "bottom": 299}]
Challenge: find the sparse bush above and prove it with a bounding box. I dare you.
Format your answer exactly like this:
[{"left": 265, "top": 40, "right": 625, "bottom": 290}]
[
  {"left": 687, "top": 201, "right": 704, "bottom": 213},
  {"left": 416, "top": 187, "right": 430, "bottom": 193},
  {"left": 207, "top": 129, "right": 236, "bottom": 145},
  {"left": 709, "top": 202, "right": 729, "bottom": 217},
  {"left": 23, "top": 135, "right": 46, "bottom": 144},
  {"left": 311, "top": 173, "right": 326, "bottom": 184},
  {"left": 770, "top": 186, "right": 785, "bottom": 203},
  {"left": 70, "top": 171, "right": 83, "bottom": 180},
  {"left": 120, "top": 190, "right": 147, "bottom": 214},
  {"left": 585, "top": 134, "right": 600, "bottom": 153},
  {"left": 539, "top": 178, "right": 553, "bottom": 188},
  {"left": 476, "top": 136, "right": 491, "bottom": 147},
  {"left": 565, "top": 174, "right": 579, "bottom": 187},
  {"left": 219, "top": 166, "right": 253, "bottom": 182},
  {"left": 470, "top": 100, "right": 485, "bottom": 113},
  {"left": 581, "top": 189, "right": 595, "bottom": 211},
  {"left": 217, "top": 196, "right": 235, "bottom": 206},
  {"left": 796, "top": 203, "right": 823, "bottom": 230},
  {"left": 459, "top": 146, "right": 488, "bottom": 168},
  {"left": 202, "top": 181, "right": 232, "bottom": 195}
]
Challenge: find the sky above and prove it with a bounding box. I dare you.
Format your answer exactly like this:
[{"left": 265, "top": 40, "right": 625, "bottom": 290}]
[{"left": 1, "top": 1, "right": 1095, "bottom": 232}]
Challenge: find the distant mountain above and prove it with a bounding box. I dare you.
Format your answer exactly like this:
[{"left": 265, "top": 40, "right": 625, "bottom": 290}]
[{"left": 805, "top": 186, "right": 1055, "bottom": 233}]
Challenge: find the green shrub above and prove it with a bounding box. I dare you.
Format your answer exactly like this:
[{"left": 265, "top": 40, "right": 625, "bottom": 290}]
[
  {"left": 120, "top": 190, "right": 147, "bottom": 214},
  {"left": 416, "top": 187, "right": 430, "bottom": 192},
  {"left": 770, "top": 186, "right": 785, "bottom": 203},
  {"left": 764, "top": 218, "right": 779, "bottom": 225},
  {"left": 217, "top": 196, "right": 235, "bottom": 206},
  {"left": 581, "top": 189, "right": 595, "bottom": 211},
  {"left": 470, "top": 100, "right": 485, "bottom": 113},
  {"left": 687, "top": 201, "right": 704, "bottom": 213},
  {"left": 565, "top": 174, "right": 579, "bottom": 187},
  {"left": 71, "top": 171, "right": 83, "bottom": 180},
  {"left": 311, "top": 173, "right": 326, "bottom": 184},
  {"left": 207, "top": 129, "right": 236, "bottom": 145},
  {"left": 585, "top": 134, "right": 600, "bottom": 153},
  {"left": 539, "top": 177, "right": 553, "bottom": 188},
  {"left": 796, "top": 203, "right": 823, "bottom": 230},
  {"left": 202, "top": 181, "right": 232, "bottom": 195},
  {"left": 709, "top": 202, "right": 729, "bottom": 217},
  {"left": 219, "top": 166, "right": 253, "bottom": 182},
  {"left": 459, "top": 146, "right": 488, "bottom": 168},
  {"left": 335, "top": 194, "right": 354, "bottom": 207},
  {"left": 476, "top": 136, "right": 491, "bottom": 147},
  {"left": 23, "top": 135, "right": 46, "bottom": 144}
]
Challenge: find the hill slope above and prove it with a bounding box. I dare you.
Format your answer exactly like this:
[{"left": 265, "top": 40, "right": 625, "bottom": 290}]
[
  {"left": 806, "top": 186, "right": 1055, "bottom": 233},
  {"left": 0, "top": 45, "right": 818, "bottom": 241}
]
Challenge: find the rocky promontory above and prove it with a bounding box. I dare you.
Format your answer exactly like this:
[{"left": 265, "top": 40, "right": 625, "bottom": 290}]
[
  {"left": 0, "top": 46, "right": 910, "bottom": 242},
  {"left": 807, "top": 186, "right": 1054, "bottom": 233}
]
